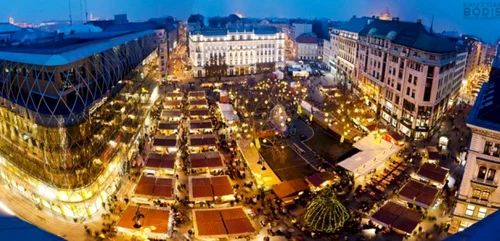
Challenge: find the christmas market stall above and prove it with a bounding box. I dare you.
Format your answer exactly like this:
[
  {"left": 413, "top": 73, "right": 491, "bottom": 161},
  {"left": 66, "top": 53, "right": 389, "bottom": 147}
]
[
  {"left": 397, "top": 180, "right": 440, "bottom": 209},
  {"left": 370, "top": 201, "right": 423, "bottom": 235},
  {"left": 189, "top": 176, "right": 234, "bottom": 203},
  {"left": 161, "top": 109, "right": 182, "bottom": 121},
  {"left": 117, "top": 205, "right": 170, "bottom": 240},
  {"left": 143, "top": 153, "right": 176, "bottom": 176},
  {"left": 189, "top": 120, "right": 213, "bottom": 135},
  {"left": 188, "top": 134, "right": 217, "bottom": 153},
  {"left": 272, "top": 179, "right": 309, "bottom": 205},
  {"left": 132, "top": 176, "right": 175, "bottom": 204},
  {"left": 189, "top": 151, "right": 225, "bottom": 173},
  {"left": 192, "top": 207, "right": 255, "bottom": 239},
  {"left": 412, "top": 163, "right": 449, "bottom": 189},
  {"left": 152, "top": 135, "right": 178, "bottom": 154}
]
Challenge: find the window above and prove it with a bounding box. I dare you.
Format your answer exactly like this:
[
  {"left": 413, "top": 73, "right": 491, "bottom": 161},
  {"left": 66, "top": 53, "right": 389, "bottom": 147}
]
[
  {"left": 465, "top": 205, "right": 475, "bottom": 216},
  {"left": 487, "top": 169, "right": 496, "bottom": 181},
  {"left": 397, "top": 83, "right": 401, "bottom": 91},
  {"left": 413, "top": 76, "right": 418, "bottom": 85},
  {"left": 478, "top": 166, "right": 487, "bottom": 179},
  {"left": 411, "top": 90, "right": 415, "bottom": 99},
  {"left": 458, "top": 221, "right": 471, "bottom": 232},
  {"left": 481, "top": 191, "right": 490, "bottom": 201},
  {"left": 406, "top": 87, "right": 410, "bottom": 96},
  {"left": 408, "top": 74, "right": 413, "bottom": 83},
  {"left": 472, "top": 189, "right": 481, "bottom": 199},
  {"left": 478, "top": 207, "right": 487, "bottom": 218}
]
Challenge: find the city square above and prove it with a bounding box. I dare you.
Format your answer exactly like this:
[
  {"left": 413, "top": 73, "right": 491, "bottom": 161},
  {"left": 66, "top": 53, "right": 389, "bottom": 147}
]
[{"left": 0, "top": 1, "right": 499, "bottom": 241}]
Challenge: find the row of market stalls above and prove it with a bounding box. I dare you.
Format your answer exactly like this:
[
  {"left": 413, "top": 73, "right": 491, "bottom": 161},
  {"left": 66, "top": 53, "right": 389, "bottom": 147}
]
[
  {"left": 369, "top": 163, "right": 450, "bottom": 235},
  {"left": 117, "top": 91, "right": 187, "bottom": 239}
]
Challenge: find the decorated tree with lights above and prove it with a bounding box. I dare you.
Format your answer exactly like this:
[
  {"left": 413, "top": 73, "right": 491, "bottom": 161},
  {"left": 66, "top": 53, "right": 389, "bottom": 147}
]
[{"left": 304, "top": 188, "right": 349, "bottom": 233}]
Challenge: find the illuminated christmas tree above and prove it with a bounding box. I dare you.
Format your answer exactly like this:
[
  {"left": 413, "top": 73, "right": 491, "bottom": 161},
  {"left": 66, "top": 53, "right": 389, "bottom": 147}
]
[{"left": 304, "top": 188, "right": 349, "bottom": 233}]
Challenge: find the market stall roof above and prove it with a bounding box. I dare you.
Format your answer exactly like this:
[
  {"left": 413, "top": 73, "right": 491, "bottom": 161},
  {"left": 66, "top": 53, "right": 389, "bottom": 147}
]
[
  {"left": 188, "top": 91, "right": 206, "bottom": 98},
  {"left": 426, "top": 146, "right": 441, "bottom": 160},
  {"left": 161, "top": 109, "right": 181, "bottom": 118},
  {"left": 189, "top": 134, "right": 216, "bottom": 146},
  {"left": 338, "top": 132, "right": 401, "bottom": 177},
  {"left": 0, "top": 206, "right": 65, "bottom": 241},
  {"left": 163, "top": 100, "right": 181, "bottom": 107},
  {"left": 217, "top": 102, "right": 240, "bottom": 123},
  {"left": 153, "top": 135, "right": 177, "bottom": 147},
  {"left": 166, "top": 92, "right": 182, "bottom": 98},
  {"left": 193, "top": 207, "right": 255, "bottom": 237},
  {"left": 189, "top": 108, "right": 210, "bottom": 117},
  {"left": 145, "top": 153, "right": 175, "bottom": 169},
  {"left": 371, "top": 201, "right": 423, "bottom": 234},
  {"left": 190, "top": 120, "right": 213, "bottom": 129},
  {"left": 306, "top": 172, "right": 338, "bottom": 187},
  {"left": 398, "top": 180, "right": 440, "bottom": 209},
  {"left": 189, "top": 176, "right": 233, "bottom": 201},
  {"left": 158, "top": 121, "right": 179, "bottom": 130},
  {"left": 190, "top": 151, "right": 224, "bottom": 168},
  {"left": 236, "top": 139, "right": 281, "bottom": 190},
  {"left": 189, "top": 99, "right": 208, "bottom": 106},
  {"left": 117, "top": 206, "right": 169, "bottom": 234},
  {"left": 134, "top": 176, "right": 174, "bottom": 199},
  {"left": 387, "top": 131, "right": 404, "bottom": 141},
  {"left": 416, "top": 163, "right": 449, "bottom": 184},
  {"left": 272, "top": 179, "right": 309, "bottom": 200}
]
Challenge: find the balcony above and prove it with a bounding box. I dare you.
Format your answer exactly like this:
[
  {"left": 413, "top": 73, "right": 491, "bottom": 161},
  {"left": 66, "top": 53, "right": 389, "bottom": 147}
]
[
  {"left": 471, "top": 177, "right": 498, "bottom": 188},
  {"left": 458, "top": 194, "right": 500, "bottom": 207}
]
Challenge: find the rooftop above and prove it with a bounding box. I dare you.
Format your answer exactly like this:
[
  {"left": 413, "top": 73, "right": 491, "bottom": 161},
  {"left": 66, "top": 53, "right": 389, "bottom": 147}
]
[
  {"left": 0, "top": 23, "right": 22, "bottom": 33},
  {"left": 192, "top": 25, "right": 280, "bottom": 36},
  {"left": 335, "top": 16, "right": 373, "bottom": 33},
  {"left": 0, "top": 30, "right": 153, "bottom": 66},
  {"left": 467, "top": 52, "right": 500, "bottom": 131},
  {"left": 446, "top": 209, "right": 500, "bottom": 241},
  {"left": 359, "top": 19, "right": 456, "bottom": 53},
  {"left": 295, "top": 33, "right": 319, "bottom": 44}
]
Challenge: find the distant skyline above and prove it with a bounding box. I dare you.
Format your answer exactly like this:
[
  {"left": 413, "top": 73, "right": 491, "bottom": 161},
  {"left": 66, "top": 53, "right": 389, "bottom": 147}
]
[{"left": 2, "top": 0, "right": 500, "bottom": 43}]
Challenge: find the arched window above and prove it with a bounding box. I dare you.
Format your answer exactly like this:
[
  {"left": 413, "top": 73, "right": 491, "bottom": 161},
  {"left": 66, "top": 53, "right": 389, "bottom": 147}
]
[
  {"left": 478, "top": 166, "right": 487, "bottom": 179},
  {"left": 487, "top": 169, "right": 496, "bottom": 181}
]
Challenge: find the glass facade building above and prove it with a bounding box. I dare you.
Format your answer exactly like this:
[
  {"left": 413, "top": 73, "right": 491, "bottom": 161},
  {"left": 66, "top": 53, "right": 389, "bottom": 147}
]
[{"left": 0, "top": 30, "right": 159, "bottom": 218}]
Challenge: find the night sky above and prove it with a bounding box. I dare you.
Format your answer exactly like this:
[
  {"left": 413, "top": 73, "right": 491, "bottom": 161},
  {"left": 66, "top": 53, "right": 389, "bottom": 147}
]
[{"left": 2, "top": 0, "right": 499, "bottom": 43}]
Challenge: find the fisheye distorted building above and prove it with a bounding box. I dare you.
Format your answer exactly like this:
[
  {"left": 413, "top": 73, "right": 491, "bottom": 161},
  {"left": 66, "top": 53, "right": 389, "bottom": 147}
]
[
  {"left": 188, "top": 26, "right": 285, "bottom": 78},
  {"left": 0, "top": 29, "right": 159, "bottom": 218}
]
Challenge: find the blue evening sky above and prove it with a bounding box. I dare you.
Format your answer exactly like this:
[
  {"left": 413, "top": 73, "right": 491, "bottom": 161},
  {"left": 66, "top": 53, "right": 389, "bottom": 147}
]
[{"left": 2, "top": 0, "right": 499, "bottom": 43}]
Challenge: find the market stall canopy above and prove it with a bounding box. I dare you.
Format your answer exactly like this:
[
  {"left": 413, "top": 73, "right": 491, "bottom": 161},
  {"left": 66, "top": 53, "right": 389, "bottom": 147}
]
[
  {"left": 158, "top": 121, "right": 179, "bottom": 130},
  {"left": 189, "top": 99, "right": 208, "bottom": 106},
  {"left": 416, "top": 163, "right": 449, "bottom": 184},
  {"left": 117, "top": 206, "right": 169, "bottom": 234},
  {"left": 190, "top": 120, "right": 213, "bottom": 129},
  {"left": 189, "top": 134, "right": 217, "bottom": 147},
  {"left": 161, "top": 109, "right": 181, "bottom": 118},
  {"left": 306, "top": 172, "right": 338, "bottom": 187},
  {"left": 236, "top": 140, "right": 281, "bottom": 190},
  {"left": 370, "top": 201, "right": 423, "bottom": 234},
  {"left": 189, "top": 176, "right": 233, "bottom": 201},
  {"left": 398, "top": 180, "right": 439, "bottom": 209},
  {"left": 193, "top": 207, "right": 255, "bottom": 237},
  {"left": 145, "top": 153, "right": 175, "bottom": 169},
  {"left": 153, "top": 135, "right": 177, "bottom": 147},
  {"left": 189, "top": 91, "right": 206, "bottom": 99},
  {"left": 0, "top": 206, "right": 65, "bottom": 240},
  {"left": 272, "top": 179, "right": 309, "bottom": 200},
  {"left": 426, "top": 146, "right": 441, "bottom": 161},
  {"left": 190, "top": 151, "right": 224, "bottom": 168},
  {"left": 189, "top": 108, "right": 210, "bottom": 117},
  {"left": 217, "top": 102, "right": 240, "bottom": 123},
  {"left": 338, "top": 132, "right": 401, "bottom": 177},
  {"left": 134, "top": 176, "right": 174, "bottom": 199}
]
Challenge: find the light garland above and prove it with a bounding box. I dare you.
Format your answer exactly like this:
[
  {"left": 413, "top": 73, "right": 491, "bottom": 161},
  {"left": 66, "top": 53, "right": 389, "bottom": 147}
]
[{"left": 304, "top": 188, "right": 349, "bottom": 233}]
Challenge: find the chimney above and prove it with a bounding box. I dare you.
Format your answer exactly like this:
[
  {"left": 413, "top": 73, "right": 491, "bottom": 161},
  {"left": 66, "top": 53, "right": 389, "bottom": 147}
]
[
  {"left": 353, "top": 15, "right": 357, "bottom": 19},
  {"left": 416, "top": 19, "right": 422, "bottom": 24}
]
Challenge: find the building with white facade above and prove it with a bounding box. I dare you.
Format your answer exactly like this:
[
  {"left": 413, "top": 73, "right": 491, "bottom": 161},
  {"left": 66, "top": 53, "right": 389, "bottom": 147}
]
[
  {"left": 189, "top": 26, "right": 285, "bottom": 78},
  {"left": 296, "top": 33, "right": 319, "bottom": 61},
  {"left": 330, "top": 16, "right": 372, "bottom": 80},
  {"left": 449, "top": 49, "right": 500, "bottom": 234},
  {"left": 355, "top": 18, "right": 465, "bottom": 139},
  {"left": 464, "top": 35, "right": 483, "bottom": 79}
]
